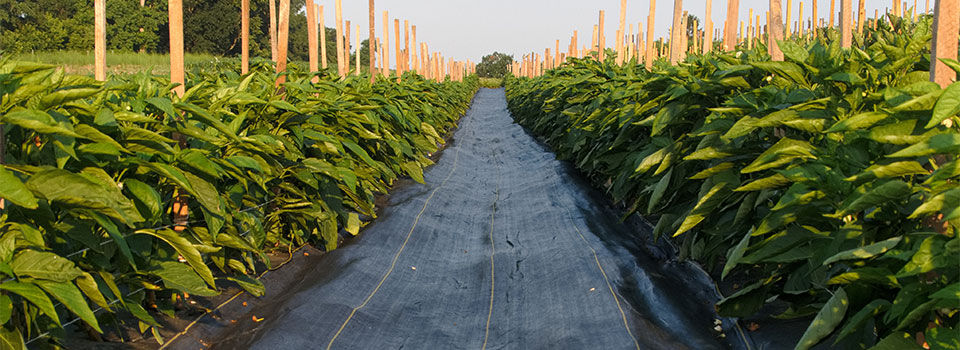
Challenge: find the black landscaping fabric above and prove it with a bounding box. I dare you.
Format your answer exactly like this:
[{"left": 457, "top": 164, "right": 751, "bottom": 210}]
[{"left": 199, "top": 89, "right": 751, "bottom": 350}]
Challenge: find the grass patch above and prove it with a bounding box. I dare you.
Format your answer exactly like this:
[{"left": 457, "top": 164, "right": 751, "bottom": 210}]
[
  {"left": 8, "top": 50, "right": 226, "bottom": 75},
  {"left": 479, "top": 77, "right": 503, "bottom": 88}
]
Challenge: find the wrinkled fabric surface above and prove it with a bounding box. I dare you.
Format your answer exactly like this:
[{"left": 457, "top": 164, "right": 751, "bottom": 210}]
[{"left": 207, "top": 89, "right": 749, "bottom": 350}]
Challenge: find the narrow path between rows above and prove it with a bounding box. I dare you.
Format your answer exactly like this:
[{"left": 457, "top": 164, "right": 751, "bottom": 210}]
[{"left": 212, "top": 89, "right": 744, "bottom": 350}]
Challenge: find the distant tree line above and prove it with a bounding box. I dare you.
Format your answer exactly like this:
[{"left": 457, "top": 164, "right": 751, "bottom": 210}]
[
  {"left": 476, "top": 52, "right": 512, "bottom": 78},
  {"left": 0, "top": 0, "right": 368, "bottom": 65}
]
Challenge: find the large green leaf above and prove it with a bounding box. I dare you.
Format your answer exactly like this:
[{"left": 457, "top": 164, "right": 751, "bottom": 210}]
[
  {"left": 35, "top": 280, "right": 102, "bottom": 332},
  {"left": 0, "top": 327, "right": 25, "bottom": 350},
  {"left": 795, "top": 288, "right": 848, "bottom": 350},
  {"left": 674, "top": 182, "right": 730, "bottom": 237},
  {"left": 888, "top": 134, "right": 960, "bottom": 158},
  {"left": 847, "top": 161, "right": 929, "bottom": 182},
  {"left": 136, "top": 229, "right": 215, "bottom": 288},
  {"left": 0, "top": 167, "right": 38, "bottom": 209},
  {"left": 742, "top": 138, "right": 816, "bottom": 174},
  {"left": 836, "top": 299, "right": 890, "bottom": 341},
  {"left": 928, "top": 82, "right": 960, "bottom": 128},
  {"left": 839, "top": 180, "right": 913, "bottom": 215},
  {"left": 149, "top": 261, "right": 219, "bottom": 297},
  {"left": 10, "top": 250, "right": 83, "bottom": 282},
  {"left": 25, "top": 168, "right": 143, "bottom": 225},
  {"left": 0, "top": 109, "right": 81, "bottom": 138},
  {"left": 823, "top": 237, "right": 903, "bottom": 265},
  {"left": 0, "top": 281, "right": 60, "bottom": 325}
]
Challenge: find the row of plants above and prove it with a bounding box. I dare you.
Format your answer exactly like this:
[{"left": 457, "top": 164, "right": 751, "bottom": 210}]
[
  {"left": 506, "top": 15, "right": 957, "bottom": 350},
  {"left": 0, "top": 58, "right": 477, "bottom": 347}
]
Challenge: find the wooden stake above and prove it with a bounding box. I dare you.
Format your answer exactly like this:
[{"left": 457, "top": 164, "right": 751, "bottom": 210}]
[
  {"left": 555, "top": 39, "right": 561, "bottom": 67},
  {"left": 786, "top": 0, "right": 793, "bottom": 36},
  {"left": 393, "top": 19, "right": 401, "bottom": 79},
  {"left": 95, "top": 0, "right": 106, "bottom": 81},
  {"left": 646, "top": 0, "right": 657, "bottom": 68},
  {"left": 168, "top": 0, "right": 187, "bottom": 230},
  {"left": 335, "top": 0, "right": 344, "bottom": 77},
  {"left": 840, "top": 0, "right": 852, "bottom": 47},
  {"left": 307, "top": 0, "right": 318, "bottom": 79},
  {"left": 830, "top": 0, "right": 836, "bottom": 27},
  {"left": 670, "top": 0, "right": 683, "bottom": 64},
  {"left": 931, "top": 0, "right": 959, "bottom": 88},
  {"left": 369, "top": 0, "right": 376, "bottom": 82},
  {"left": 320, "top": 5, "right": 327, "bottom": 70},
  {"left": 412, "top": 26, "right": 418, "bottom": 74},
  {"left": 270, "top": 0, "right": 278, "bottom": 62},
  {"left": 404, "top": 20, "right": 410, "bottom": 74},
  {"left": 770, "top": 0, "right": 784, "bottom": 60},
  {"left": 242, "top": 0, "right": 250, "bottom": 74},
  {"left": 747, "top": 8, "right": 754, "bottom": 50},
  {"left": 812, "top": 0, "right": 818, "bottom": 37},
  {"left": 169, "top": 0, "right": 185, "bottom": 96},
  {"left": 345, "top": 20, "right": 351, "bottom": 74},
  {"left": 704, "top": 0, "right": 713, "bottom": 54},
  {"left": 798, "top": 1, "right": 804, "bottom": 38},
  {"left": 618, "top": 0, "right": 627, "bottom": 65},
  {"left": 277, "top": 0, "right": 290, "bottom": 84},
  {"left": 598, "top": 11, "right": 606, "bottom": 62},
  {"left": 725, "top": 0, "right": 740, "bottom": 50}
]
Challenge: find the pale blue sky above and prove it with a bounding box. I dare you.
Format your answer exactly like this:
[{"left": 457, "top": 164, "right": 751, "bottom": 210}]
[{"left": 315, "top": 0, "right": 924, "bottom": 64}]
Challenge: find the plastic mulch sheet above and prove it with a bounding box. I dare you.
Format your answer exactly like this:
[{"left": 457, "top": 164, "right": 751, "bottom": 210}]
[{"left": 196, "top": 89, "right": 752, "bottom": 350}]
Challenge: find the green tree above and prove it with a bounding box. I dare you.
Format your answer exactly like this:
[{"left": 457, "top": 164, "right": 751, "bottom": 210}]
[{"left": 476, "top": 52, "right": 512, "bottom": 78}]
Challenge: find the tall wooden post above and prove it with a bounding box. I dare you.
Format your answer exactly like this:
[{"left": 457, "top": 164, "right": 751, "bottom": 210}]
[
  {"left": 812, "top": 0, "right": 818, "bottom": 36},
  {"left": 703, "top": 0, "right": 713, "bottom": 54},
  {"left": 830, "top": 0, "right": 836, "bottom": 27},
  {"left": 307, "top": 0, "right": 318, "bottom": 80},
  {"left": 617, "top": 0, "right": 627, "bottom": 65},
  {"left": 335, "top": 1, "right": 344, "bottom": 77},
  {"left": 840, "top": 0, "right": 852, "bottom": 47},
  {"left": 798, "top": 2, "right": 804, "bottom": 38},
  {"left": 770, "top": 0, "right": 784, "bottom": 60},
  {"left": 269, "top": 0, "right": 278, "bottom": 62},
  {"left": 241, "top": 0, "right": 250, "bottom": 74},
  {"left": 404, "top": 21, "right": 410, "bottom": 74},
  {"left": 369, "top": 0, "right": 376, "bottom": 82},
  {"left": 555, "top": 39, "right": 561, "bottom": 67},
  {"left": 670, "top": 0, "right": 683, "bottom": 64},
  {"left": 598, "top": 11, "right": 606, "bottom": 62},
  {"left": 747, "top": 8, "right": 754, "bottom": 50},
  {"left": 320, "top": 5, "right": 327, "bottom": 70},
  {"left": 412, "top": 26, "right": 418, "bottom": 73},
  {"left": 382, "top": 11, "right": 390, "bottom": 77},
  {"left": 345, "top": 20, "right": 351, "bottom": 74},
  {"left": 169, "top": 0, "right": 187, "bottom": 229},
  {"left": 931, "top": 0, "right": 959, "bottom": 88},
  {"left": 394, "top": 19, "right": 401, "bottom": 79},
  {"left": 786, "top": 0, "right": 793, "bottom": 35},
  {"left": 646, "top": 0, "right": 657, "bottom": 68},
  {"left": 725, "top": 0, "right": 739, "bottom": 50},
  {"left": 95, "top": 0, "right": 106, "bottom": 81},
  {"left": 277, "top": 0, "right": 290, "bottom": 84}
]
